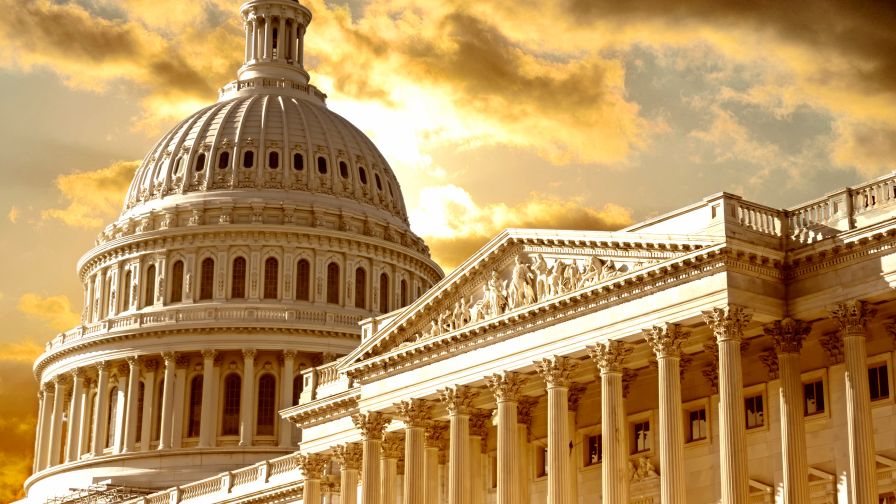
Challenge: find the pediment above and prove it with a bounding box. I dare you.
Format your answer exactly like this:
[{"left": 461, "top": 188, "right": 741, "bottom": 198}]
[{"left": 339, "top": 228, "right": 720, "bottom": 368}]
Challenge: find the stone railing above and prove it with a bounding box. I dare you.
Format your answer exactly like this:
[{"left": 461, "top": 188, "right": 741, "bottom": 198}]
[
  {"left": 730, "top": 199, "right": 782, "bottom": 238},
  {"left": 218, "top": 77, "right": 328, "bottom": 102},
  {"left": 126, "top": 452, "right": 303, "bottom": 503}
]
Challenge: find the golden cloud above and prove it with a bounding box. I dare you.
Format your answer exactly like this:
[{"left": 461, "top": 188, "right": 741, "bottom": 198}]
[
  {"left": 17, "top": 293, "right": 80, "bottom": 332},
  {"left": 411, "top": 185, "right": 633, "bottom": 269},
  {"left": 0, "top": 359, "right": 39, "bottom": 503},
  {"left": 7, "top": 206, "right": 18, "bottom": 224},
  {"left": 42, "top": 161, "right": 138, "bottom": 229}
]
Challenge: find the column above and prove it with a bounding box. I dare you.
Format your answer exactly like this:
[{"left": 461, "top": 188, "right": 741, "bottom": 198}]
[
  {"left": 92, "top": 361, "right": 110, "bottom": 456},
  {"left": 279, "top": 350, "right": 296, "bottom": 447},
  {"left": 33, "top": 389, "right": 46, "bottom": 472},
  {"left": 354, "top": 412, "right": 392, "bottom": 504},
  {"left": 298, "top": 453, "right": 328, "bottom": 504},
  {"left": 765, "top": 319, "right": 811, "bottom": 504},
  {"left": 469, "top": 411, "right": 490, "bottom": 504},
  {"left": 244, "top": 19, "right": 253, "bottom": 62},
  {"left": 831, "top": 301, "right": 879, "bottom": 503},
  {"left": 702, "top": 306, "right": 752, "bottom": 504},
  {"left": 440, "top": 386, "right": 478, "bottom": 504},
  {"left": 77, "top": 377, "right": 93, "bottom": 457},
  {"left": 140, "top": 359, "right": 157, "bottom": 451},
  {"left": 424, "top": 422, "right": 447, "bottom": 504},
  {"left": 240, "top": 349, "right": 256, "bottom": 446},
  {"left": 566, "top": 385, "right": 587, "bottom": 504},
  {"left": 113, "top": 364, "right": 128, "bottom": 453},
  {"left": 589, "top": 341, "right": 632, "bottom": 504},
  {"left": 199, "top": 350, "right": 216, "bottom": 448},
  {"left": 535, "top": 357, "right": 578, "bottom": 504},
  {"left": 486, "top": 371, "right": 525, "bottom": 504},
  {"left": 397, "top": 398, "right": 431, "bottom": 504},
  {"left": 123, "top": 357, "right": 140, "bottom": 452},
  {"left": 158, "top": 352, "right": 177, "bottom": 450},
  {"left": 263, "top": 15, "right": 273, "bottom": 61},
  {"left": 65, "top": 368, "right": 85, "bottom": 463},
  {"left": 47, "top": 375, "right": 69, "bottom": 467},
  {"left": 336, "top": 443, "right": 363, "bottom": 504},
  {"left": 383, "top": 434, "right": 402, "bottom": 504},
  {"left": 644, "top": 324, "right": 688, "bottom": 504},
  {"left": 518, "top": 397, "right": 538, "bottom": 504},
  {"left": 36, "top": 384, "right": 54, "bottom": 471},
  {"left": 277, "top": 16, "right": 285, "bottom": 61}
]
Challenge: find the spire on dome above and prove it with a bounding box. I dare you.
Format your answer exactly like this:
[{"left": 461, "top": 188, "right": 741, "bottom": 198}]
[{"left": 237, "top": 0, "right": 312, "bottom": 84}]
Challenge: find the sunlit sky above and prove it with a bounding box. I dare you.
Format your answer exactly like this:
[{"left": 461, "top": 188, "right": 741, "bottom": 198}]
[{"left": 1, "top": 0, "right": 895, "bottom": 498}]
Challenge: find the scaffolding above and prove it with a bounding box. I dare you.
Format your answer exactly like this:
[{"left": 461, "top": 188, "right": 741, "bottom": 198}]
[{"left": 45, "top": 484, "right": 156, "bottom": 504}]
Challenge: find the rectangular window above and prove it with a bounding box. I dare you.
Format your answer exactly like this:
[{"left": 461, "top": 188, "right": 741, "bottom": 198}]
[
  {"left": 535, "top": 445, "right": 547, "bottom": 478},
  {"left": 688, "top": 408, "right": 708, "bottom": 442},
  {"left": 869, "top": 363, "right": 890, "bottom": 401},
  {"left": 490, "top": 456, "right": 497, "bottom": 489},
  {"left": 632, "top": 421, "right": 650, "bottom": 454},
  {"left": 745, "top": 394, "right": 764, "bottom": 429},
  {"left": 803, "top": 380, "right": 825, "bottom": 416},
  {"left": 584, "top": 434, "right": 602, "bottom": 466}
]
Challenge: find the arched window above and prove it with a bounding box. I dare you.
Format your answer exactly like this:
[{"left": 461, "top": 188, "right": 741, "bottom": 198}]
[
  {"left": 195, "top": 152, "right": 206, "bottom": 172},
  {"left": 263, "top": 257, "right": 279, "bottom": 299},
  {"left": 256, "top": 374, "right": 276, "bottom": 436},
  {"left": 379, "top": 273, "right": 389, "bottom": 312},
  {"left": 199, "top": 258, "right": 214, "bottom": 300},
  {"left": 242, "top": 150, "right": 254, "bottom": 168},
  {"left": 107, "top": 387, "right": 118, "bottom": 448},
  {"left": 173, "top": 156, "right": 184, "bottom": 176},
  {"left": 292, "top": 375, "right": 303, "bottom": 406},
  {"left": 295, "top": 259, "right": 310, "bottom": 301},
  {"left": 293, "top": 152, "right": 304, "bottom": 171},
  {"left": 317, "top": 156, "right": 328, "bottom": 174},
  {"left": 231, "top": 257, "right": 246, "bottom": 299},
  {"left": 359, "top": 167, "right": 368, "bottom": 185},
  {"left": 187, "top": 376, "right": 203, "bottom": 437},
  {"left": 144, "top": 265, "right": 156, "bottom": 307},
  {"left": 339, "top": 160, "right": 349, "bottom": 178},
  {"left": 388, "top": 182, "right": 394, "bottom": 200},
  {"left": 268, "top": 151, "right": 279, "bottom": 169},
  {"left": 122, "top": 270, "right": 132, "bottom": 310},
  {"left": 400, "top": 279, "right": 408, "bottom": 307},
  {"left": 170, "top": 260, "right": 184, "bottom": 303},
  {"left": 135, "top": 382, "right": 145, "bottom": 444},
  {"left": 375, "top": 173, "right": 383, "bottom": 191},
  {"left": 100, "top": 274, "right": 111, "bottom": 318},
  {"left": 218, "top": 150, "right": 230, "bottom": 169},
  {"left": 326, "top": 263, "right": 340, "bottom": 304},
  {"left": 354, "top": 267, "right": 367, "bottom": 309},
  {"left": 222, "top": 374, "right": 241, "bottom": 436}
]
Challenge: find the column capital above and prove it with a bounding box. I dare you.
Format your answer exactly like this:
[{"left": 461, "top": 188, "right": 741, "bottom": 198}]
[
  {"left": 82, "top": 376, "right": 95, "bottom": 389},
  {"left": 142, "top": 358, "right": 159, "bottom": 372},
  {"left": 242, "top": 348, "right": 257, "bottom": 361},
  {"left": 831, "top": 300, "right": 875, "bottom": 336},
  {"left": 820, "top": 331, "right": 845, "bottom": 364},
  {"left": 201, "top": 349, "right": 217, "bottom": 360},
  {"left": 622, "top": 368, "right": 639, "bottom": 398},
  {"left": 588, "top": 340, "right": 632, "bottom": 373},
  {"left": 52, "top": 373, "right": 70, "bottom": 388},
  {"left": 333, "top": 442, "right": 363, "bottom": 469},
  {"left": 297, "top": 453, "right": 329, "bottom": 480},
  {"left": 518, "top": 396, "right": 539, "bottom": 427},
  {"left": 535, "top": 355, "right": 578, "bottom": 388},
  {"left": 70, "top": 367, "right": 84, "bottom": 379},
  {"left": 351, "top": 411, "right": 391, "bottom": 441},
  {"left": 568, "top": 382, "right": 588, "bottom": 411},
  {"left": 764, "top": 318, "right": 811, "bottom": 354},
  {"left": 439, "top": 385, "right": 479, "bottom": 415},
  {"left": 644, "top": 323, "right": 687, "bottom": 358},
  {"left": 702, "top": 305, "right": 752, "bottom": 343},
  {"left": 95, "top": 360, "right": 110, "bottom": 372},
  {"left": 485, "top": 371, "right": 525, "bottom": 402},
  {"left": 396, "top": 398, "right": 432, "bottom": 427},
  {"left": 283, "top": 349, "right": 297, "bottom": 360},
  {"left": 125, "top": 356, "right": 139, "bottom": 368},
  {"left": 175, "top": 355, "right": 190, "bottom": 369},
  {"left": 759, "top": 350, "right": 779, "bottom": 380},
  {"left": 161, "top": 352, "right": 177, "bottom": 364},
  {"left": 424, "top": 421, "right": 447, "bottom": 448},
  {"left": 116, "top": 362, "right": 130, "bottom": 376},
  {"left": 382, "top": 433, "right": 403, "bottom": 459},
  {"left": 469, "top": 409, "right": 492, "bottom": 438}
]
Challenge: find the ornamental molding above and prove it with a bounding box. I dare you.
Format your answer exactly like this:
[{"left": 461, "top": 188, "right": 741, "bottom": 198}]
[
  {"left": 283, "top": 390, "right": 360, "bottom": 429},
  {"left": 784, "top": 224, "right": 896, "bottom": 280}
]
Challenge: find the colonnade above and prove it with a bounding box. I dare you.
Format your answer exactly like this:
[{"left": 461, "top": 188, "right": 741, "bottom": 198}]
[
  {"left": 245, "top": 9, "right": 305, "bottom": 67},
  {"left": 297, "top": 302, "right": 882, "bottom": 504},
  {"left": 33, "top": 349, "right": 304, "bottom": 474}
]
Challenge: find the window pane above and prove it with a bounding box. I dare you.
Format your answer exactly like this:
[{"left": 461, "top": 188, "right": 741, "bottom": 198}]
[
  {"left": 188, "top": 376, "right": 203, "bottom": 437},
  {"left": 327, "top": 263, "right": 339, "bottom": 304},
  {"left": 355, "top": 268, "right": 366, "bottom": 309},
  {"left": 171, "top": 261, "right": 184, "bottom": 303},
  {"left": 232, "top": 258, "right": 246, "bottom": 299},
  {"left": 199, "top": 258, "right": 214, "bottom": 300},
  {"left": 263, "top": 258, "right": 279, "bottom": 299},
  {"left": 296, "top": 260, "right": 310, "bottom": 301},
  {"left": 256, "top": 375, "right": 276, "bottom": 435},
  {"left": 222, "top": 374, "right": 241, "bottom": 435}
]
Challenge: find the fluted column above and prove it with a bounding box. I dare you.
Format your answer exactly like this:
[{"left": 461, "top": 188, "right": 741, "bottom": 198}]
[
  {"left": 383, "top": 434, "right": 403, "bottom": 504},
  {"left": 199, "top": 350, "right": 216, "bottom": 448},
  {"left": 469, "top": 411, "right": 490, "bottom": 504},
  {"left": 440, "top": 386, "right": 478, "bottom": 504},
  {"left": 354, "top": 412, "right": 392, "bottom": 504},
  {"left": 517, "top": 398, "right": 537, "bottom": 504},
  {"left": 158, "top": 352, "right": 177, "bottom": 450},
  {"left": 298, "top": 453, "right": 328, "bottom": 504},
  {"left": 113, "top": 364, "right": 128, "bottom": 453},
  {"left": 140, "top": 359, "right": 157, "bottom": 451},
  {"left": 92, "top": 361, "right": 110, "bottom": 455},
  {"left": 123, "top": 356, "right": 141, "bottom": 452},
  {"left": 33, "top": 389, "right": 46, "bottom": 472},
  {"left": 398, "top": 399, "right": 431, "bottom": 504},
  {"left": 65, "top": 368, "right": 85, "bottom": 462},
  {"left": 764, "top": 319, "right": 811, "bottom": 504},
  {"left": 589, "top": 341, "right": 632, "bottom": 504},
  {"left": 336, "top": 443, "right": 363, "bottom": 504},
  {"left": 424, "top": 422, "right": 447, "bottom": 504},
  {"left": 831, "top": 301, "right": 879, "bottom": 503},
  {"left": 77, "top": 377, "right": 93, "bottom": 457},
  {"left": 263, "top": 15, "right": 273, "bottom": 61},
  {"left": 47, "top": 375, "right": 69, "bottom": 467},
  {"left": 240, "top": 348, "right": 256, "bottom": 446},
  {"left": 277, "top": 16, "right": 286, "bottom": 61},
  {"left": 536, "top": 357, "right": 578, "bottom": 504},
  {"left": 279, "top": 350, "right": 296, "bottom": 447},
  {"left": 36, "top": 383, "right": 53, "bottom": 470},
  {"left": 486, "top": 371, "right": 525, "bottom": 504},
  {"left": 644, "top": 324, "right": 688, "bottom": 504},
  {"left": 702, "top": 306, "right": 751, "bottom": 504}
]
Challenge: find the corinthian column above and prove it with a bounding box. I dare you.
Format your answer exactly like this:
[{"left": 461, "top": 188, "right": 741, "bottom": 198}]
[
  {"left": 123, "top": 356, "right": 141, "bottom": 452},
  {"left": 199, "top": 350, "right": 216, "bottom": 448},
  {"left": 36, "top": 383, "right": 53, "bottom": 471},
  {"left": 65, "top": 368, "right": 84, "bottom": 463},
  {"left": 535, "top": 357, "right": 578, "bottom": 504},
  {"left": 91, "top": 361, "right": 110, "bottom": 456},
  {"left": 517, "top": 397, "right": 538, "bottom": 504},
  {"left": 239, "top": 348, "right": 256, "bottom": 447},
  {"left": 353, "top": 412, "right": 392, "bottom": 504},
  {"left": 589, "top": 341, "right": 632, "bottom": 504},
  {"left": 424, "top": 421, "right": 447, "bottom": 504},
  {"left": 765, "top": 318, "right": 811, "bottom": 504},
  {"left": 383, "top": 434, "right": 403, "bottom": 504},
  {"left": 397, "top": 399, "right": 431, "bottom": 504},
  {"left": 336, "top": 443, "right": 363, "bottom": 504},
  {"left": 566, "top": 384, "right": 587, "bottom": 504},
  {"left": 469, "top": 410, "right": 491, "bottom": 504},
  {"left": 158, "top": 352, "right": 177, "bottom": 450},
  {"left": 440, "top": 386, "right": 478, "bottom": 504},
  {"left": 831, "top": 301, "right": 879, "bottom": 503},
  {"left": 279, "top": 350, "right": 296, "bottom": 447},
  {"left": 702, "top": 306, "right": 751, "bottom": 504},
  {"left": 485, "top": 371, "right": 526, "bottom": 504},
  {"left": 298, "top": 453, "right": 328, "bottom": 504},
  {"left": 644, "top": 324, "right": 687, "bottom": 504}
]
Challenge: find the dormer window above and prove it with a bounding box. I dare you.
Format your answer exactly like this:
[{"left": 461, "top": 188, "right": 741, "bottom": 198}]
[
  {"left": 173, "top": 156, "right": 184, "bottom": 176},
  {"left": 195, "top": 153, "right": 206, "bottom": 172},
  {"left": 293, "top": 152, "right": 304, "bottom": 171},
  {"left": 375, "top": 173, "right": 382, "bottom": 191},
  {"left": 243, "top": 150, "right": 255, "bottom": 168},
  {"left": 218, "top": 150, "right": 230, "bottom": 169},
  {"left": 359, "top": 167, "right": 368, "bottom": 184},
  {"left": 268, "top": 151, "right": 279, "bottom": 169},
  {"left": 339, "top": 160, "right": 349, "bottom": 178},
  {"left": 317, "top": 156, "right": 328, "bottom": 174}
]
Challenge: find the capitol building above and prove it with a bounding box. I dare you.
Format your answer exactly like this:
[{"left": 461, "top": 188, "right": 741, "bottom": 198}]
[{"left": 20, "top": 1, "right": 896, "bottom": 503}]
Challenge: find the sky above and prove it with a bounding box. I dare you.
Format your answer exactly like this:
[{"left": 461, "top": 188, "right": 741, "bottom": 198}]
[{"left": 1, "top": 0, "right": 895, "bottom": 499}]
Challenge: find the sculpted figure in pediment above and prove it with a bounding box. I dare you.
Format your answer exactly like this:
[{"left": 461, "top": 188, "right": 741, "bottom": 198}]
[
  {"left": 562, "top": 260, "right": 581, "bottom": 293},
  {"left": 531, "top": 254, "right": 549, "bottom": 301},
  {"left": 508, "top": 256, "right": 536, "bottom": 310},
  {"left": 453, "top": 297, "right": 471, "bottom": 328}
]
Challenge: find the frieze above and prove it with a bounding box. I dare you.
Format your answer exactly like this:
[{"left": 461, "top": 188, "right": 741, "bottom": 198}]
[{"left": 284, "top": 390, "right": 360, "bottom": 429}]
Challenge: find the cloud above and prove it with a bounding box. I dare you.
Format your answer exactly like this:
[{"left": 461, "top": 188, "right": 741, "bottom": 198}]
[
  {"left": 17, "top": 294, "right": 80, "bottom": 332},
  {"left": 832, "top": 121, "right": 896, "bottom": 177},
  {"left": 0, "top": 359, "right": 39, "bottom": 503},
  {"left": 42, "top": 161, "right": 138, "bottom": 229},
  {"left": 7, "top": 206, "right": 18, "bottom": 224},
  {"left": 411, "top": 185, "right": 633, "bottom": 269}
]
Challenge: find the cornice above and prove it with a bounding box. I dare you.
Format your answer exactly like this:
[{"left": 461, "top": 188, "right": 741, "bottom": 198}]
[
  {"left": 784, "top": 225, "right": 896, "bottom": 280},
  {"left": 282, "top": 389, "right": 360, "bottom": 428}
]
